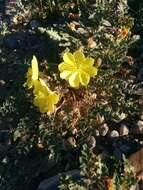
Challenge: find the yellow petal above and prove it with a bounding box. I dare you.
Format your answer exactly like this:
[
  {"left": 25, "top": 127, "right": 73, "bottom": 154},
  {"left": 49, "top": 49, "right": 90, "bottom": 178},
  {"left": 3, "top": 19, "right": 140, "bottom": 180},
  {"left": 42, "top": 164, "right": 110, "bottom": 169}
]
[
  {"left": 81, "top": 66, "right": 98, "bottom": 77},
  {"left": 26, "top": 68, "right": 32, "bottom": 78},
  {"left": 33, "top": 96, "right": 39, "bottom": 107},
  {"left": 69, "top": 71, "right": 80, "bottom": 88},
  {"left": 25, "top": 68, "right": 33, "bottom": 88},
  {"left": 90, "top": 67, "right": 98, "bottom": 77},
  {"left": 34, "top": 94, "right": 48, "bottom": 113},
  {"left": 39, "top": 78, "right": 51, "bottom": 92},
  {"left": 84, "top": 57, "right": 94, "bottom": 66},
  {"left": 49, "top": 92, "right": 59, "bottom": 104},
  {"left": 58, "top": 62, "right": 76, "bottom": 72},
  {"left": 47, "top": 102, "right": 55, "bottom": 113},
  {"left": 73, "top": 50, "right": 85, "bottom": 67},
  {"left": 32, "top": 56, "right": 39, "bottom": 80},
  {"left": 79, "top": 70, "right": 90, "bottom": 86},
  {"left": 39, "top": 78, "right": 47, "bottom": 87},
  {"left": 33, "top": 79, "right": 51, "bottom": 95},
  {"left": 25, "top": 78, "right": 32, "bottom": 89},
  {"left": 39, "top": 104, "right": 48, "bottom": 113},
  {"left": 60, "top": 71, "right": 72, "bottom": 80},
  {"left": 33, "top": 80, "right": 42, "bottom": 94},
  {"left": 33, "top": 83, "right": 59, "bottom": 113},
  {"left": 63, "top": 52, "right": 75, "bottom": 65}
]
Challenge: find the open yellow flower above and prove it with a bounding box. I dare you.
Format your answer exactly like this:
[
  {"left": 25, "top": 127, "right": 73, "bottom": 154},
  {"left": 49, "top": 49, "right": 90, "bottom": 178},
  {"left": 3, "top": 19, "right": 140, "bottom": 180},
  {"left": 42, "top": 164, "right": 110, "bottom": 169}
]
[
  {"left": 25, "top": 55, "right": 39, "bottom": 89},
  {"left": 58, "top": 50, "right": 98, "bottom": 88},
  {"left": 33, "top": 79, "right": 59, "bottom": 113}
]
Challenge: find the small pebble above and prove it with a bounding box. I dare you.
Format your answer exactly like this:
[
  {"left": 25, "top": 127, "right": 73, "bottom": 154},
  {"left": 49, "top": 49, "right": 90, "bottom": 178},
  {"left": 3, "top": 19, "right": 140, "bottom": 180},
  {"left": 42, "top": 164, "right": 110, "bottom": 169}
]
[
  {"left": 0, "top": 80, "right": 6, "bottom": 86},
  {"left": 130, "top": 184, "right": 140, "bottom": 190},
  {"left": 137, "top": 68, "right": 143, "bottom": 81},
  {"left": 30, "top": 20, "right": 39, "bottom": 30},
  {"left": 110, "top": 130, "right": 119, "bottom": 138},
  {"left": 99, "top": 123, "right": 109, "bottom": 136},
  {"left": 140, "top": 114, "right": 143, "bottom": 121},
  {"left": 87, "top": 136, "right": 96, "bottom": 149},
  {"left": 77, "top": 27, "right": 87, "bottom": 34},
  {"left": 119, "top": 124, "right": 129, "bottom": 136},
  {"left": 136, "top": 120, "right": 143, "bottom": 134},
  {"left": 94, "top": 129, "right": 100, "bottom": 136},
  {"left": 71, "top": 128, "right": 78, "bottom": 135},
  {"left": 2, "top": 157, "right": 9, "bottom": 164},
  {"left": 67, "top": 137, "right": 77, "bottom": 148}
]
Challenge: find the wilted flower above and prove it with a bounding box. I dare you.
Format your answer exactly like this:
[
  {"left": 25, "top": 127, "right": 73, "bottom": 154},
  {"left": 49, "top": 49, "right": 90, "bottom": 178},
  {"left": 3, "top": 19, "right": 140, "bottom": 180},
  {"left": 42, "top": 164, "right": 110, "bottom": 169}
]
[
  {"left": 24, "top": 56, "right": 59, "bottom": 113},
  {"left": 33, "top": 79, "right": 59, "bottom": 113},
  {"left": 58, "top": 50, "right": 98, "bottom": 88}
]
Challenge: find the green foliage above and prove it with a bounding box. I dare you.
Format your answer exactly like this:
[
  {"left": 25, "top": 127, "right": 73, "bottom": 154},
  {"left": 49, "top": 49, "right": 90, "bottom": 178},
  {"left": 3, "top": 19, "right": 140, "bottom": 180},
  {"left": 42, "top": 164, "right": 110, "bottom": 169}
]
[
  {"left": 0, "top": 0, "right": 142, "bottom": 190},
  {"left": 128, "top": 0, "right": 143, "bottom": 36},
  {"left": 0, "top": 22, "right": 9, "bottom": 35},
  {"left": 59, "top": 175, "right": 85, "bottom": 190},
  {"left": 81, "top": 0, "right": 137, "bottom": 68},
  {"left": 59, "top": 145, "right": 137, "bottom": 190},
  {"left": 79, "top": 144, "right": 106, "bottom": 189}
]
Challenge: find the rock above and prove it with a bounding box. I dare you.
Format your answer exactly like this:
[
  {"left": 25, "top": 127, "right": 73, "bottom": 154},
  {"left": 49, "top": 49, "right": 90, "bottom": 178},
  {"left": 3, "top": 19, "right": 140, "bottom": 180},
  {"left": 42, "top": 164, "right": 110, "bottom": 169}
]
[
  {"left": 133, "top": 120, "right": 143, "bottom": 134},
  {"left": 99, "top": 123, "right": 109, "bottom": 136},
  {"left": 113, "top": 148, "right": 123, "bottom": 160},
  {"left": 137, "top": 68, "right": 143, "bottom": 81},
  {"left": 119, "top": 124, "right": 129, "bottom": 136},
  {"left": 66, "top": 137, "right": 77, "bottom": 148},
  {"left": 119, "top": 144, "right": 130, "bottom": 154},
  {"left": 130, "top": 183, "right": 140, "bottom": 190},
  {"left": 4, "top": 35, "right": 19, "bottom": 49},
  {"left": 37, "top": 170, "right": 80, "bottom": 190},
  {"left": 110, "top": 130, "right": 119, "bottom": 138},
  {"left": 0, "top": 80, "right": 6, "bottom": 86},
  {"left": 131, "top": 120, "right": 143, "bottom": 135},
  {"left": 2, "top": 157, "right": 9, "bottom": 164},
  {"left": 129, "top": 148, "right": 143, "bottom": 180},
  {"left": 30, "top": 20, "right": 39, "bottom": 30},
  {"left": 140, "top": 114, "right": 143, "bottom": 121},
  {"left": 94, "top": 129, "right": 100, "bottom": 136},
  {"left": 77, "top": 27, "right": 88, "bottom": 35},
  {"left": 137, "top": 172, "right": 143, "bottom": 181},
  {"left": 87, "top": 136, "right": 96, "bottom": 149}
]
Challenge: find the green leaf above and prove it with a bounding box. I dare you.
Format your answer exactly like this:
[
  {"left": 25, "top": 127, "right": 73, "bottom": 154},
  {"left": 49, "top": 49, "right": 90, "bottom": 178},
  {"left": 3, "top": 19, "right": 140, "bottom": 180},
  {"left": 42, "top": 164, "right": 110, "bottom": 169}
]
[{"left": 13, "top": 130, "right": 21, "bottom": 141}]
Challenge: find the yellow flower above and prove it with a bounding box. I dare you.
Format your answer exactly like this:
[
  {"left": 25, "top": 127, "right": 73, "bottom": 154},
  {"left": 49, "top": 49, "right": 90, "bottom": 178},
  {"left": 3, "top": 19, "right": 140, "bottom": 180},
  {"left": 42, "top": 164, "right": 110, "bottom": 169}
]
[
  {"left": 58, "top": 50, "right": 98, "bottom": 88},
  {"left": 33, "top": 79, "right": 59, "bottom": 113},
  {"left": 24, "top": 56, "right": 59, "bottom": 113},
  {"left": 25, "top": 56, "right": 39, "bottom": 89}
]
